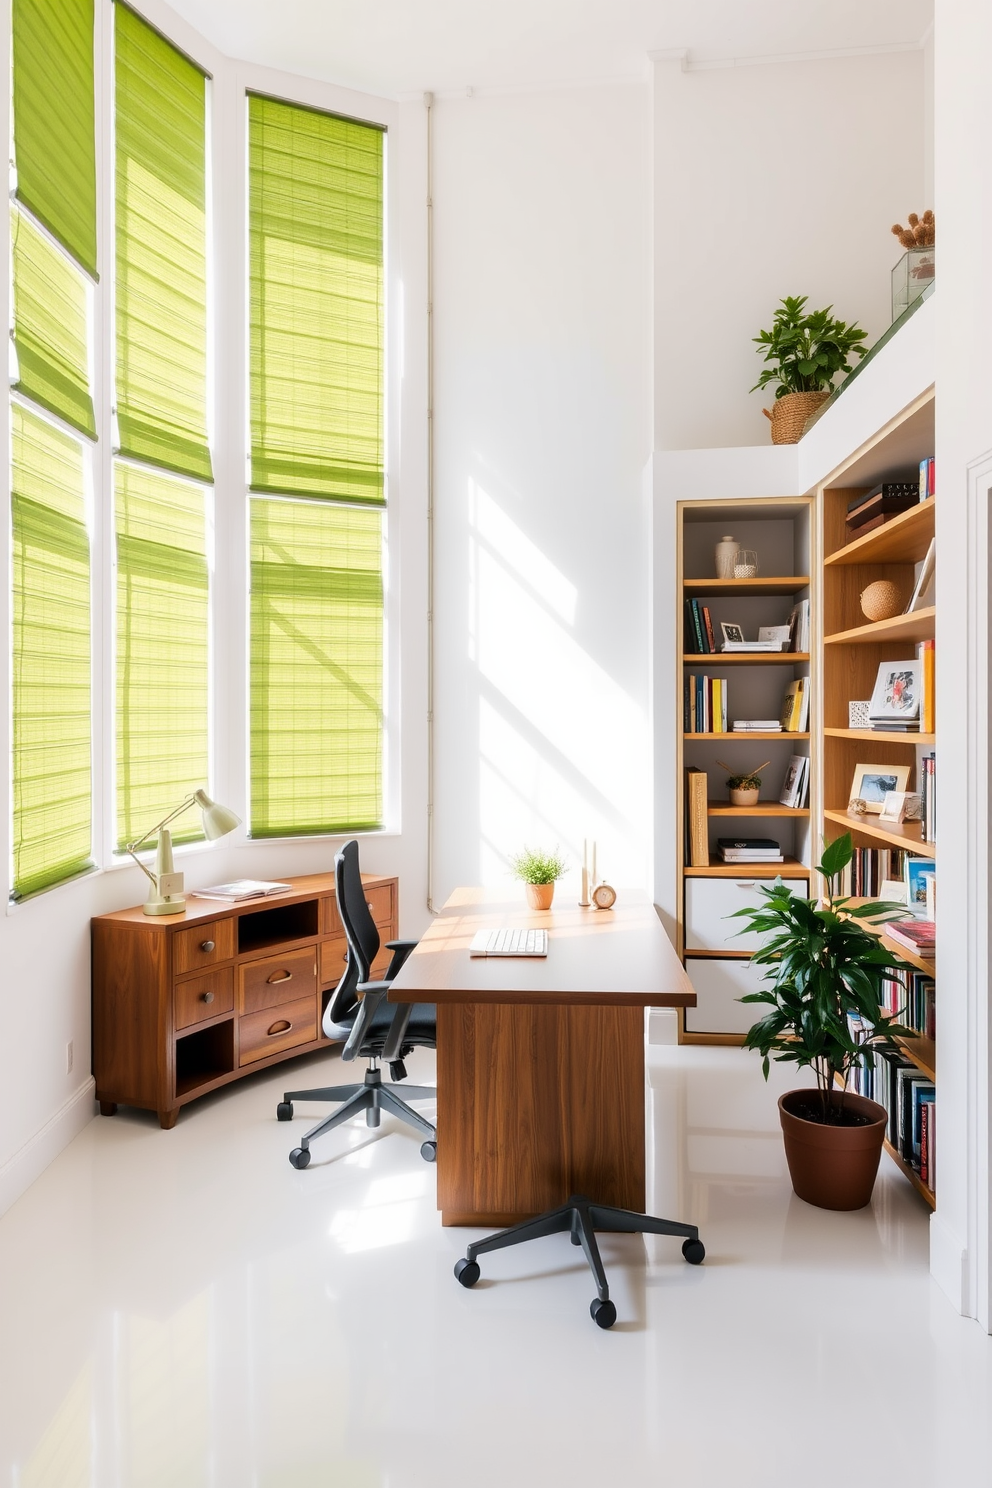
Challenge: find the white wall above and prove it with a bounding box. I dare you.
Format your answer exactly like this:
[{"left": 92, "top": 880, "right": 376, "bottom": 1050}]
[
  {"left": 653, "top": 50, "right": 926, "bottom": 451},
  {"left": 428, "top": 81, "right": 653, "bottom": 905},
  {"left": 931, "top": 0, "right": 992, "bottom": 1326}
]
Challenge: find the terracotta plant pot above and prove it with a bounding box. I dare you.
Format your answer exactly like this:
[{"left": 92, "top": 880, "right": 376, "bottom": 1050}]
[
  {"left": 778, "top": 1089, "right": 888, "bottom": 1210},
  {"left": 729, "top": 787, "right": 760, "bottom": 807},
  {"left": 525, "top": 882, "right": 555, "bottom": 911},
  {"left": 763, "top": 390, "right": 830, "bottom": 445}
]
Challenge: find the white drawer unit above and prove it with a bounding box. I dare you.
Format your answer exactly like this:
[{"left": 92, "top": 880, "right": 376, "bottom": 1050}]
[
  {"left": 683, "top": 957, "right": 772, "bottom": 1036},
  {"left": 684, "top": 876, "right": 809, "bottom": 953}
]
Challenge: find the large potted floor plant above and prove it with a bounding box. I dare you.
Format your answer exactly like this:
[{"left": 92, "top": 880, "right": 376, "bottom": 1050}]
[
  {"left": 751, "top": 295, "right": 868, "bottom": 443},
  {"left": 731, "top": 833, "right": 911, "bottom": 1210}
]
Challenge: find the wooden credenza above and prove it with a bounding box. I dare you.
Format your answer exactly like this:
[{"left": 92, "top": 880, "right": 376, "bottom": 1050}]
[{"left": 92, "top": 871, "right": 397, "bottom": 1128}]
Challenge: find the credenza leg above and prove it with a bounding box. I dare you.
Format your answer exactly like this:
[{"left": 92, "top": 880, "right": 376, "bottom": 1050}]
[
  {"left": 158, "top": 1108, "right": 179, "bottom": 1130},
  {"left": 98, "top": 1101, "right": 117, "bottom": 1117}
]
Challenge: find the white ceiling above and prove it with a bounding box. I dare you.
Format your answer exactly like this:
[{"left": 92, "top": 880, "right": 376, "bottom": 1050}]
[{"left": 167, "top": 0, "right": 933, "bottom": 96}]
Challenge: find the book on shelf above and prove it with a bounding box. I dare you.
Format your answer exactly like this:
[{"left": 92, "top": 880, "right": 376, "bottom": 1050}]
[
  {"left": 848, "top": 1046, "right": 936, "bottom": 1188},
  {"left": 684, "top": 767, "right": 709, "bottom": 868},
  {"left": 191, "top": 879, "right": 293, "bottom": 902},
  {"left": 779, "top": 754, "right": 809, "bottom": 809},
  {"left": 684, "top": 674, "right": 729, "bottom": 732},
  {"left": 919, "top": 455, "right": 935, "bottom": 502},
  {"left": 732, "top": 720, "right": 781, "bottom": 732},
  {"left": 717, "top": 836, "right": 784, "bottom": 862},
  {"left": 779, "top": 677, "right": 809, "bottom": 733},
  {"left": 879, "top": 967, "right": 936, "bottom": 1039},
  {"left": 684, "top": 599, "right": 718, "bottom": 654},
  {"left": 920, "top": 752, "right": 936, "bottom": 843},
  {"left": 919, "top": 639, "right": 935, "bottom": 733},
  {"left": 885, "top": 919, "right": 936, "bottom": 954},
  {"left": 835, "top": 847, "right": 907, "bottom": 898},
  {"left": 787, "top": 600, "right": 809, "bottom": 654},
  {"left": 720, "top": 640, "right": 788, "bottom": 652},
  {"left": 845, "top": 483, "right": 919, "bottom": 533}
]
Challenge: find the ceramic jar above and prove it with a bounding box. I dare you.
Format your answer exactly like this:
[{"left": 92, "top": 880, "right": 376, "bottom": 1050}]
[{"left": 715, "top": 536, "right": 739, "bottom": 579}]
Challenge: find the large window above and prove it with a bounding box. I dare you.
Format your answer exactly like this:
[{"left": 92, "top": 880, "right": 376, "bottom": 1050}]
[
  {"left": 9, "top": 0, "right": 96, "bottom": 897},
  {"left": 248, "top": 94, "right": 385, "bottom": 836},
  {"left": 113, "top": 2, "right": 212, "bottom": 847}
]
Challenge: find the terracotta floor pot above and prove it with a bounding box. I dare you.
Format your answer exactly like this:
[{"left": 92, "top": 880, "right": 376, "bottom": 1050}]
[
  {"left": 763, "top": 390, "right": 830, "bottom": 444},
  {"left": 778, "top": 1089, "right": 888, "bottom": 1210},
  {"left": 525, "top": 882, "right": 555, "bottom": 910}
]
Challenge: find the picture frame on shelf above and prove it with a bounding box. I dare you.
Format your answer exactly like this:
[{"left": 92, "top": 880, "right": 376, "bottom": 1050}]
[
  {"left": 905, "top": 538, "right": 936, "bottom": 614},
  {"left": 905, "top": 858, "right": 936, "bottom": 917},
  {"left": 868, "top": 660, "right": 922, "bottom": 725},
  {"left": 720, "top": 622, "right": 745, "bottom": 645},
  {"left": 878, "top": 790, "right": 922, "bottom": 824},
  {"left": 849, "top": 762, "right": 911, "bottom": 814}
]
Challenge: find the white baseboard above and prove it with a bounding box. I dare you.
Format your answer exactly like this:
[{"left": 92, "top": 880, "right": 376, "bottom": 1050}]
[
  {"left": 929, "top": 1211, "right": 971, "bottom": 1316},
  {"left": 0, "top": 1079, "right": 96, "bottom": 1221}
]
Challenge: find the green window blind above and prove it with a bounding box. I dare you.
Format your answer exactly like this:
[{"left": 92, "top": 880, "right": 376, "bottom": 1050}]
[
  {"left": 12, "top": 0, "right": 97, "bottom": 278},
  {"left": 115, "top": 463, "right": 209, "bottom": 850},
  {"left": 115, "top": 2, "right": 212, "bottom": 483},
  {"left": 248, "top": 94, "right": 384, "bottom": 505},
  {"left": 11, "top": 405, "right": 93, "bottom": 899},
  {"left": 250, "top": 498, "right": 383, "bottom": 836},
  {"left": 11, "top": 208, "right": 96, "bottom": 439}
]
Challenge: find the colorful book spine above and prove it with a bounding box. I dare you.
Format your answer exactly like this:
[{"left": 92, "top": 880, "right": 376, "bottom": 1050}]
[
  {"left": 919, "top": 455, "right": 935, "bottom": 501},
  {"left": 683, "top": 675, "right": 730, "bottom": 733}
]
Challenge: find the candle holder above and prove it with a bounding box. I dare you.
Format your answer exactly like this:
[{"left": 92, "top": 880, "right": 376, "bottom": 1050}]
[{"left": 734, "top": 549, "right": 759, "bottom": 579}]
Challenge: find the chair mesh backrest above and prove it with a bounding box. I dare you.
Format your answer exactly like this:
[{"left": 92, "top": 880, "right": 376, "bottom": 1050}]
[{"left": 335, "top": 839, "right": 381, "bottom": 984}]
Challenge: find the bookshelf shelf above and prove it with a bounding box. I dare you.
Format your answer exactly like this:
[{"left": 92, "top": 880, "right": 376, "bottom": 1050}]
[
  {"left": 706, "top": 801, "right": 809, "bottom": 817},
  {"left": 823, "top": 808, "right": 934, "bottom": 856},
  {"left": 683, "top": 576, "right": 809, "bottom": 596},
  {"left": 881, "top": 935, "right": 935, "bottom": 977},
  {"left": 824, "top": 499, "right": 934, "bottom": 567},
  {"left": 684, "top": 856, "right": 806, "bottom": 878},
  {"left": 883, "top": 1139, "right": 936, "bottom": 1210},
  {"left": 824, "top": 605, "right": 935, "bottom": 647},
  {"left": 895, "top": 1034, "right": 936, "bottom": 1082},
  {"left": 684, "top": 731, "right": 809, "bottom": 741},
  {"left": 824, "top": 727, "right": 935, "bottom": 745},
  {"left": 682, "top": 652, "right": 810, "bottom": 666}
]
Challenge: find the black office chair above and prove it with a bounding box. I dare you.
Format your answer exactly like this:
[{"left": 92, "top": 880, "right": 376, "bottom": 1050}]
[{"left": 277, "top": 841, "right": 437, "bottom": 1168}]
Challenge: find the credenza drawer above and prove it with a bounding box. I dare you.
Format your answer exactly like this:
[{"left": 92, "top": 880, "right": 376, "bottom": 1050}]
[
  {"left": 320, "top": 883, "right": 393, "bottom": 937},
  {"left": 174, "top": 967, "right": 234, "bottom": 1030},
  {"left": 239, "top": 947, "right": 317, "bottom": 1015},
  {"left": 239, "top": 995, "right": 317, "bottom": 1065},
  {"left": 683, "top": 958, "right": 768, "bottom": 1036},
  {"left": 320, "top": 936, "right": 394, "bottom": 988},
  {"left": 174, "top": 918, "right": 235, "bottom": 975}
]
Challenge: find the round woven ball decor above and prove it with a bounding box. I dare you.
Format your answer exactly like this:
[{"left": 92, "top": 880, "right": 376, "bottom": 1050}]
[{"left": 859, "top": 579, "right": 903, "bottom": 622}]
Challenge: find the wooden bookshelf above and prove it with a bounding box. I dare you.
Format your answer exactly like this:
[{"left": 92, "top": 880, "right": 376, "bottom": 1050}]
[
  {"left": 817, "top": 385, "right": 937, "bottom": 1206},
  {"left": 677, "top": 499, "right": 813, "bottom": 1044}
]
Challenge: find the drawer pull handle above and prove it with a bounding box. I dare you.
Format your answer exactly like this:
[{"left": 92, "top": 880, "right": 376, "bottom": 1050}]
[
  {"left": 201, "top": 992, "right": 214, "bottom": 1005},
  {"left": 267, "top": 1019, "right": 291, "bottom": 1036},
  {"left": 734, "top": 882, "right": 756, "bottom": 889},
  {"left": 267, "top": 970, "right": 292, "bottom": 984},
  {"left": 200, "top": 940, "right": 215, "bottom": 953}
]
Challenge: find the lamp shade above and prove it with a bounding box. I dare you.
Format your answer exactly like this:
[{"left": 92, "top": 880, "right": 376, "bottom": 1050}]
[{"left": 193, "top": 788, "right": 241, "bottom": 840}]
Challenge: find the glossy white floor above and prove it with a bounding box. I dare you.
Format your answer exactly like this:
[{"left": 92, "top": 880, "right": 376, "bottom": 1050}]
[{"left": 2, "top": 1043, "right": 991, "bottom": 1488}]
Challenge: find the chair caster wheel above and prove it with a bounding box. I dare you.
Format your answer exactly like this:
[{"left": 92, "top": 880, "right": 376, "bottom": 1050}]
[
  {"left": 276, "top": 1101, "right": 293, "bottom": 1121},
  {"left": 682, "top": 1238, "right": 705, "bottom": 1265},
  {"left": 289, "top": 1147, "right": 310, "bottom": 1169},
  {"left": 420, "top": 1140, "right": 437, "bottom": 1162},
  {"left": 590, "top": 1298, "right": 616, "bottom": 1329},
  {"left": 454, "top": 1258, "right": 480, "bottom": 1288}
]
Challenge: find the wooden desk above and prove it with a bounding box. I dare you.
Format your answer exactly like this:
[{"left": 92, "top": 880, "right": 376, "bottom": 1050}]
[{"left": 388, "top": 889, "right": 694, "bottom": 1226}]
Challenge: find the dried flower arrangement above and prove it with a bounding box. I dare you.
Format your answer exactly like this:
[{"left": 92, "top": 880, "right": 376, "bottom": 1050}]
[{"left": 891, "top": 210, "right": 935, "bottom": 249}]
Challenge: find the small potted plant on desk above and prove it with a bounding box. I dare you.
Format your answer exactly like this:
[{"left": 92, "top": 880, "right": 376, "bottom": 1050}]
[
  {"left": 509, "top": 846, "right": 567, "bottom": 911},
  {"left": 718, "top": 759, "right": 769, "bottom": 808},
  {"left": 730, "top": 832, "right": 911, "bottom": 1210}
]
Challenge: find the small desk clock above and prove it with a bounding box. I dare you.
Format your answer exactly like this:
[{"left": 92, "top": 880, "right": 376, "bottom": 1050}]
[{"left": 591, "top": 882, "right": 616, "bottom": 910}]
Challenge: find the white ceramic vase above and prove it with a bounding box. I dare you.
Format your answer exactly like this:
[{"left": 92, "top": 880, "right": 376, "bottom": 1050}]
[{"left": 715, "top": 536, "right": 738, "bottom": 579}]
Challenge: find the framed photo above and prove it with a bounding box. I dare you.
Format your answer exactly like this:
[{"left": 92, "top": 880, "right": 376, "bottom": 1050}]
[
  {"left": 905, "top": 858, "right": 936, "bottom": 917},
  {"left": 906, "top": 538, "right": 935, "bottom": 614},
  {"left": 849, "top": 762, "right": 911, "bottom": 813},
  {"left": 869, "top": 661, "right": 921, "bottom": 723},
  {"left": 878, "top": 790, "right": 922, "bottom": 824},
  {"left": 720, "top": 622, "right": 745, "bottom": 645},
  {"left": 757, "top": 625, "right": 791, "bottom": 644}
]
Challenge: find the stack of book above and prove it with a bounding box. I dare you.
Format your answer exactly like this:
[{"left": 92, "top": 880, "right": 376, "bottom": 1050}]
[
  {"left": 778, "top": 754, "right": 809, "bottom": 809},
  {"left": 835, "top": 847, "right": 907, "bottom": 897},
  {"left": 886, "top": 918, "right": 936, "bottom": 956},
  {"left": 845, "top": 481, "right": 920, "bottom": 537},
  {"left": 879, "top": 968, "right": 936, "bottom": 1040},
  {"left": 787, "top": 599, "right": 810, "bottom": 653},
  {"left": 684, "top": 674, "right": 729, "bottom": 732},
  {"left": 720, "top": 639, "right": 787, "bottom": 653},
  {"left": 779, "top": 677, "right": 810, "bottom": 732},
  {"left": 732, "top": 719, "right": 780, "bottom": 732},
  {"left": 717, "top": 836, "right": 784, "bottom": 864},
  {"left": 684, "top": 599, "right": 717, "bottom": 654},
  {"left": 919, "top": 455, "right": 935, "bottom": 501}
]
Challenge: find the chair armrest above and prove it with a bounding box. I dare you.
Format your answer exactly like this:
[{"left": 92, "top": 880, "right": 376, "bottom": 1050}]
[
  {"left": 384, "top": 939, "right": 418, "bottom": 978},
  {"left": 340, "top": 982, "right": 390, "bottom": 1061},
  {"left": 381, "top": 1002, "right": 414, "bottom": 1062}
]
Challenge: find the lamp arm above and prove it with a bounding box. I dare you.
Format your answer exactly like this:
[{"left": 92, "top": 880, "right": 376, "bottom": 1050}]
[{"left": 125, "top": 794, "right": 199, "bottom": 870}]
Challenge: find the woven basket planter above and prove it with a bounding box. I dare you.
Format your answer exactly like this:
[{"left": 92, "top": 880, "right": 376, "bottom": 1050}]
[{"left": 764, "top": 390, "right": 830, "bottom": 445}]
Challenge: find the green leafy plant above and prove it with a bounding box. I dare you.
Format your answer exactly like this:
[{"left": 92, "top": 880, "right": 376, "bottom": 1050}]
[
  {"left": 730, "top": 833, "right": 911, "bottom": 1123},
  {"left": 508, "top": 846, "right": 567, "bottom": 885},
  {"left": 751, "top": 295, "right": 868, "bottom": 400}
]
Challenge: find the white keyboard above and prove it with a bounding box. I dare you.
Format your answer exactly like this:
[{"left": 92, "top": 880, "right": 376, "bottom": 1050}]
[{"left": 469, "top": 928, "right": 549, "bottom": 958}]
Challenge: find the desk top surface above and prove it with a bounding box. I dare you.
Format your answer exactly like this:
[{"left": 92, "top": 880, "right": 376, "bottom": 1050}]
[{"left": 389, "top": 888, "right": 695, "bottom": 1007}]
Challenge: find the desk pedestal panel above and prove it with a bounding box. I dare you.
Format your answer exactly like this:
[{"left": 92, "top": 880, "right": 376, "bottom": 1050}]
[{"left": 436, "top": 1002, "right": 646, "bottom": 1225}]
